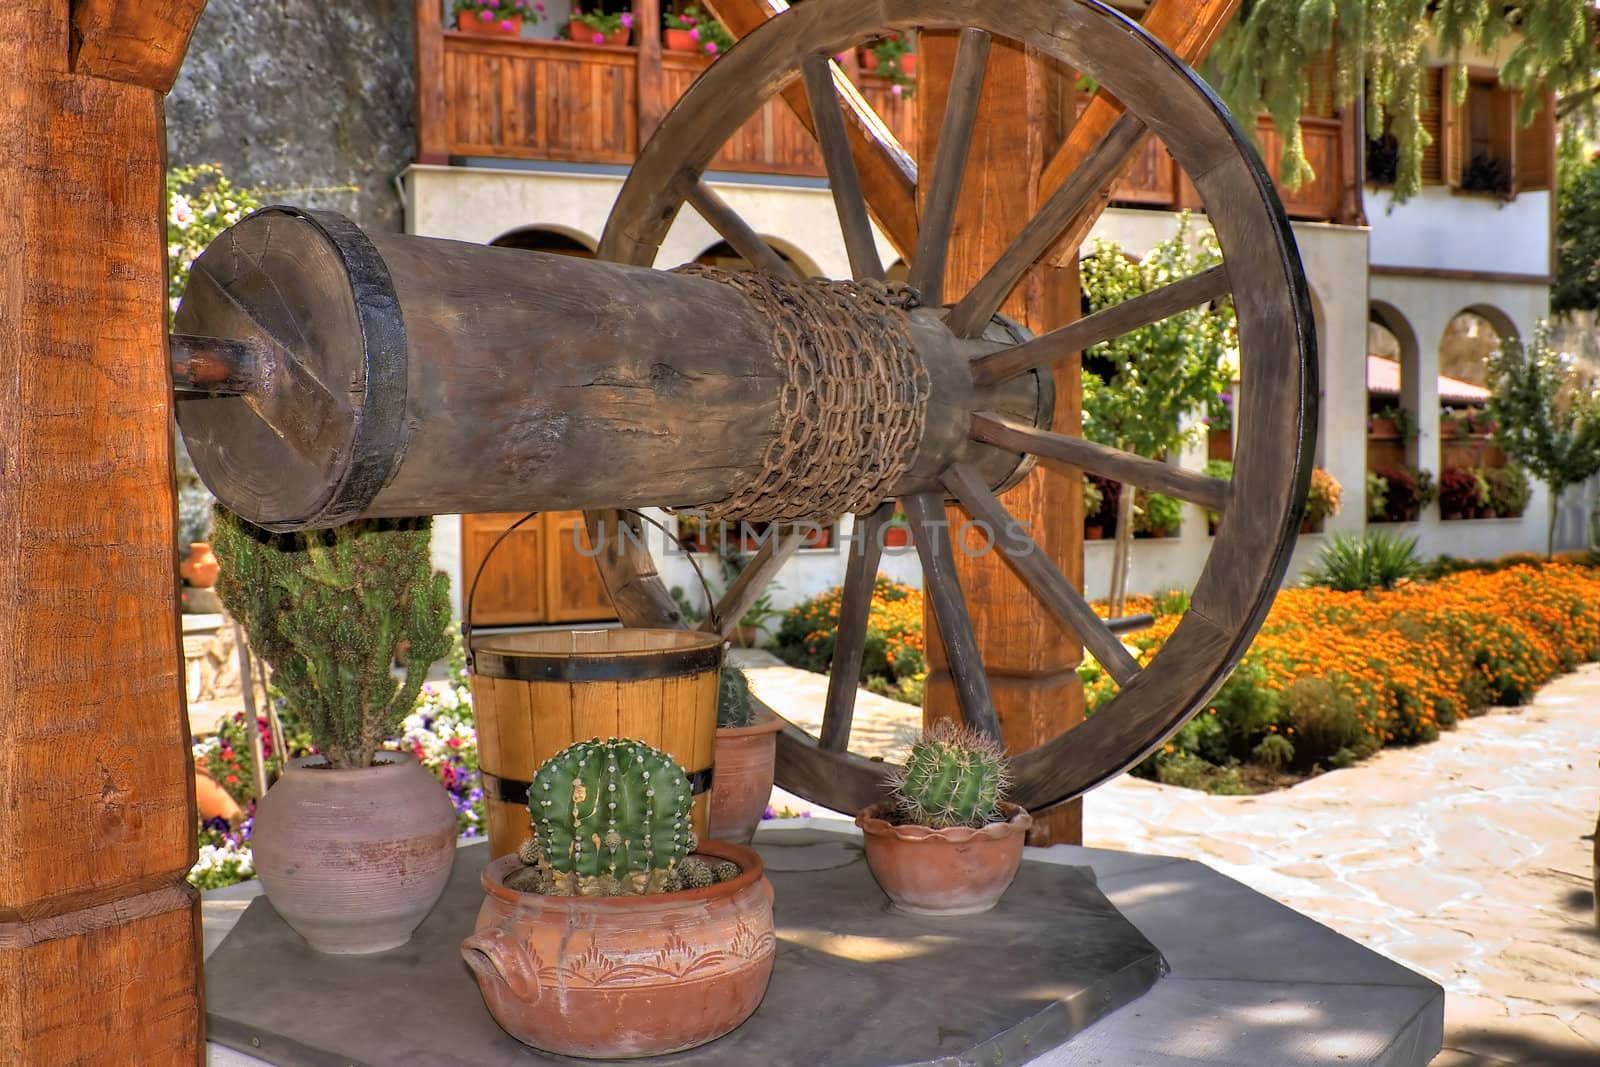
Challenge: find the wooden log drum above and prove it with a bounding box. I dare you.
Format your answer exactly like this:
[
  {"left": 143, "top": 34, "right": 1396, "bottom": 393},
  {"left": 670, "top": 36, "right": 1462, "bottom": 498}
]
[{"left": 172, "top": 0, "right": 1315, "bottom": 828}]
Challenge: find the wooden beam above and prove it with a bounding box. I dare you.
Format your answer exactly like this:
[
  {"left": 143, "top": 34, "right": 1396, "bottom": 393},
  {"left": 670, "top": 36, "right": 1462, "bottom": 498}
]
[
  {"left": 415, "top": 0, "right": 449, "bottom": 164},
  {"left": 1042, "top": 0, "right": 1242, "bottom": 267},
  {"left": 70, "top": 0, "right": 207, "bottom": 92},
  {"left": 705, "top": 0, "right": 919, "bottom": 255},
  {"left": 1, "top": 4, "right": 203, "bottom": 1059},
  {"left": 917, "top": 33, "right": 1085, "bottom": 846},
  {"left": 634, "top": 0, "right": 666, "bottom": 140}
]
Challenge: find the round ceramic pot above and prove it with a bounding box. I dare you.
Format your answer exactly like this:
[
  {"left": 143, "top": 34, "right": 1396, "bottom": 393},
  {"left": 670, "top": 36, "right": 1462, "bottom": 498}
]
[
  {"left": 179, "top": 542, "right": 220, "bottom": 588},
  {"left": 709, "top": 714, "right": 785, "bottom": 844},
  {"left": 251, "top": 752, "right": 457, "bottom": 954},
  {"left": 855, "top": 801, "right": 1032, "bottom": 916},
  {"left": 464, "top": 842, "right": 775, "bottom": 1058}
]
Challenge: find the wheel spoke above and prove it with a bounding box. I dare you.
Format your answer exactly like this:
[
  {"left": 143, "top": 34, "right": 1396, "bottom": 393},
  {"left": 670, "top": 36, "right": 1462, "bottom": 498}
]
[
  {"left": 941, "top": 463, "right": 1141, "bottom": 687},
  {"left": 971, "top": 412, "right": 1230, "bottom": 514},
  {"left": 907, "top": 28, "right": 991, "bottom": 306},
  {"left": 700, "top": 524, "right": 805, "bottom": 639},
  {"left": 679, "top": 175, "right": 802, "bottom": 282},
  {"left": 970, "top": 264, "right": 1230, "bottom": 385},
  {"left": 801, "top": 54, "right": 885, "bottom": 282},
  {"left": 903, "top": 491, "right": 1002, "bottom": 741},
  {"left": 820, "top": 503, "right": 892, "bottom": 751},
  {"left": 945, "top": 111, "right": 1146, "bottom": 337}
]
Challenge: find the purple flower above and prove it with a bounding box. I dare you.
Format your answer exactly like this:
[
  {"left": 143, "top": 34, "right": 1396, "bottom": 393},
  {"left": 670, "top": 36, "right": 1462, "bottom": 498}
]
[
  {"left": 688, "top": 26, "right": 699, "bottom": 39},
  {"left": 891, "top": 82, "right": 902, "bottom": 96},
  {"left": 478, "top": 8, "right": 493, "bottom": 20},
  {"left": 500, "top": 17, "right": 514, "bottom": 29},
  {"left": 620, "top": 12, "right": 633, "bottom": 28},
  {"left": 705, "top": 40, "right": 717, "bottom": 53},
  {"left": 534, "top": 1, "right": 544, "bottom": 9},
  {"left": 592, "top": 31, "right": 604, "bottom": 43}
]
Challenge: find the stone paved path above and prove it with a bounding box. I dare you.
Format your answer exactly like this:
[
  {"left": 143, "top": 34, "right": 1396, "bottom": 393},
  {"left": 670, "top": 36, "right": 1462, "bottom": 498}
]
[{"left": 747, "top": 662, "right": 1600, "bottom": 1065}]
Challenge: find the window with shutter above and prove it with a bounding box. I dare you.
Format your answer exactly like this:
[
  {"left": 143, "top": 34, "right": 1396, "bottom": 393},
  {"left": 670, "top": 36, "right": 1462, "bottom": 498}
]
[
  {"left": 1420, "top": 68, "right": 1443, "bottom": 184},
  {"left": 1455, "top": 75, "right": 1515, "bottom": 196},
  {"left": 1514, "top": 90, "right": 1555, "bottom": 192}
]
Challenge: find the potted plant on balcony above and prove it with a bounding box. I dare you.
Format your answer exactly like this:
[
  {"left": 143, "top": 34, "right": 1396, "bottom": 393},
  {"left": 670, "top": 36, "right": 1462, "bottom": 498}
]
[
  {"left": 1440, "top": 464, "right": 1491, "bottom": 520},
  {"left": 1483, "top": 463, "right": 1531, "bottom": 519},
  {"left": 855, "top": 721, "right": 1031, "bottom": 915},
  {"left": 709, "top": 667, "right": 786, "bottom": 844},
  {"left": 1202, "top": 459, "right": 1232, "bottom": 535},
  {"left": 1302, "top": 467, "right": 1343, "bottom": 533},
  {"left": 454, "top": 0, "right": 539, "bottom": 36},
  {"left": 212, "top": 509, "right": 456, "bottom": 954},
  {"left": 883, "top": 505, "right": 912, "bottom": 548},
  {"left": 1082, "top": 476, "right": 1106, "bottom": 539},
  {"left": 1133, "top": 490, "right": 1183, "bottom": 539},
  {"left": 863, "top": 35, "right": 916, "bottom": 94},
  {"left": 463, "top": 738, "right": 775, "bottom": 1058},
  {"left": 664, "top": 6, "right": 733, "bottom": 56},
  {"left": 568, "top": 7, "right": 632, "bottom": 45}
]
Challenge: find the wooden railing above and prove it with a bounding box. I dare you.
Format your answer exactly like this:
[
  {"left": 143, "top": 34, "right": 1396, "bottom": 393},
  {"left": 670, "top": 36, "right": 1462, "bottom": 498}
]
[{"left": 415, "top": 1, "right": 1358, "bottom": 224}]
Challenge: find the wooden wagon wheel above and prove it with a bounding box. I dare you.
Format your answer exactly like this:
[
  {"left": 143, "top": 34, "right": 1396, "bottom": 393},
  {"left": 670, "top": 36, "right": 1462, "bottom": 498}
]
[{"left": 586, "top": 0, "right": 1317, "bottom": 816}]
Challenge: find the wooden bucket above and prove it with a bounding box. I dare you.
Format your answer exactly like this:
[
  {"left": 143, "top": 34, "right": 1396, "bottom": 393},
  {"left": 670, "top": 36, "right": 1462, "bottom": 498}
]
[{"left": 470, "top": 628, "right": 723, "bottom": 859}]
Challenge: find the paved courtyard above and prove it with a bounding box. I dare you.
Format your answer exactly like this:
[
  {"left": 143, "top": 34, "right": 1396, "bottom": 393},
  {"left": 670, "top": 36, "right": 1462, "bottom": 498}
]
[{"left": 748, "top": 660, "right": 1600, "bottom": 1066}]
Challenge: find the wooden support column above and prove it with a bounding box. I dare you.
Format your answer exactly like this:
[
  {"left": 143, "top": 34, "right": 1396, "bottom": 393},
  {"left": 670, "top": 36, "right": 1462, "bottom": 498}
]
[
  {"left": 917, "top": 34, "right": 1086, "bottom": 845},
  {"left": 415, "top": 0, "right": 449, "bottom": 164},
  {"left": 634, "top": 0, "right": 665, "bottom": 140},
  {"left": 1, "top": 1, "right": 205, "bottom": 1061}
]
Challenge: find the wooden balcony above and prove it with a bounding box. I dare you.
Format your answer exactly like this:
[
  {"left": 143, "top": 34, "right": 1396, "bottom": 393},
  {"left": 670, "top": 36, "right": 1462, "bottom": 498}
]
[{"left": 414, "top": 4, "right": 1359, "bottom": 225}]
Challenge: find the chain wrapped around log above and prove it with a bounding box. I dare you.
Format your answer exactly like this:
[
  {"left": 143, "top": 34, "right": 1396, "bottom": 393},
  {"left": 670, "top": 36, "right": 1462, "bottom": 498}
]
[{"left": 172, "top": 206, "right": 1050, "bottom": 531}]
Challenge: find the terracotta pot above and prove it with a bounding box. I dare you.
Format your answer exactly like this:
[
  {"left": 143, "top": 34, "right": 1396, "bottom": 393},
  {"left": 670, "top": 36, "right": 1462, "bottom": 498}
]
[
  {"left": 665, "top": 27, "right": 700, "bottom": 51},
  {"left": 194, "top": 768, "right": 243, "bottom": 823},
  {"left": 710, "top": 714, "right": 785, "bottom": 844},
  {"left": 464, "top": 843, "right": 775, "bottom": 1058},
  {"left": 898, "top": 52, "right": 917, "bottom": 75},
  {"left": 859, "top": 47, "right": 879, "bottom": 73},
  {"left": 855, "top": 801, "right": 1032, "bottom": 915},
  {"left": 179, "top": 541, "right": 220, "bottom": 588},
  {"left": 568, "top": 18, "right": 628, "bottom": 45},
  {"left": 251, "top": 752, "right": 457, "bottom": 954},
  {"left": 456, "top": 11, "right": 523, "bottom": 35},
  {"left": 734, "top": 623, "right": 761, "bottom": 648},
  {"left": 882, "top": 524, "right": 911, "bottom": 548},
  {"left": 1084, "top": 524, "right": 1104, "bottom": 541}
]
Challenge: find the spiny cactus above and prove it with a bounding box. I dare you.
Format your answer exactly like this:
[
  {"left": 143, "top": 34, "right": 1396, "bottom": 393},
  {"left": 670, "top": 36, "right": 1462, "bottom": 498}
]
[
  {"left": 890, "top": 720, "right": 1009, "bottom": 830},
  {"left": 717, "top": 666, "right": 756, "bottom": 728},
  {"left": 211, "top": 507, "right": 452, "bottom": 769},
  {"left": 679, "top": 857, "right": 714, "bottom": 889},
  {"left": 526, "top": 738, "right": 693, "bottom": 896},
  {"left": 712, "top": 861, "right": 740, "bottom": 883}
]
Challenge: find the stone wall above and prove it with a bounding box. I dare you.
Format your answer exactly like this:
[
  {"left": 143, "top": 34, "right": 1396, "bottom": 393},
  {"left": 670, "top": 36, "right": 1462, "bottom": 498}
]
[{"left": 167, "top": 0, "right": 417, "bottom": 232}]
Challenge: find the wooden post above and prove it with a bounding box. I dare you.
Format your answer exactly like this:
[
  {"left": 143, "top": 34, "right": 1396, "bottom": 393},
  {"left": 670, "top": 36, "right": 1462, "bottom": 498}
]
[
  {"left": 634, "top": 0, "right": 665, "bottom": 140},
  {"left": 1, "top": 1, "right": 206, "bottom": 1061},
  {"left": 416, "top": 0, "right": 449, "bottom": 164},
  {"left": 917, "top": 34, "right": 1087, "bottom": 845}
]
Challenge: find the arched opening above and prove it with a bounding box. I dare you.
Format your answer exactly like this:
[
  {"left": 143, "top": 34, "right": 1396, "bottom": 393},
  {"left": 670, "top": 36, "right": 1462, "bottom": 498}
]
[
  {"left": 490, "top": 226, "right": 596, "bottom": 256},
  {"left": 1436, "top": 306, "right": 1516, "bottom": 521},
  {"left": 1367, "top": 301, "right": 1423, "bottom": 521},
  {"left": 694, "top": 238, "right": 821, "bottom": 278}
]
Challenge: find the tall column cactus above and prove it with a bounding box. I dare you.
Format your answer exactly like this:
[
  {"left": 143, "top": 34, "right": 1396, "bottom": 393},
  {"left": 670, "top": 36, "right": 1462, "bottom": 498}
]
[
  {"left": 212, "top": 508, "right": 452, "bottom": 769},
  {"left": 526, "top": 738, "right": 693, "bottom": 896}
]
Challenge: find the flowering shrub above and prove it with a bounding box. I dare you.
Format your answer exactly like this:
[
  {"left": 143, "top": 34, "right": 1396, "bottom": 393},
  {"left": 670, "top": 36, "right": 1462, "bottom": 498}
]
[
  {"left": 1305, "top": 467, "right": 1342, "bottom": 527},
  {"left": 456, "top": 0, "right": 541, "bottom": 31},
  {"left": 773, "top": 577, "right": 926, "bottom": 704},
  {"left": 1081, "top": 559, "right": 1600, "bottom": 788},
  {"left": 1370, "top": 464, "right": 1437, "bottom": 522},
  {"left": 570, "top": 7, "right": 630, "bottom": 41},
  {"left": 167, "top": 165, "right": 261, "bottom": 323},
  {"left": 665, "top": 6, "right": 733, "bottom": 56}
]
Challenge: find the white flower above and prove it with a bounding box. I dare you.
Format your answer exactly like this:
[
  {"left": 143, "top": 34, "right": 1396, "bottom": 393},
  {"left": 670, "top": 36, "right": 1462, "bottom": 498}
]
[{"left": 169, "top": 194, "right": 194, "bottom": 230}]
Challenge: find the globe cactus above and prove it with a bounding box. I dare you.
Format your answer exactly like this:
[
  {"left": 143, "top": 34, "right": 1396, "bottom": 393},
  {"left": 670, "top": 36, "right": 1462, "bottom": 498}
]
[
  {"left": 890, "top": 720, "right": 1009, "bottom": 830},
  {"left": 526, "top": 738, "right": 693, "bottom": 896},
  {"left": 717, "top": 665, "right": 756, "bottom": 728}
]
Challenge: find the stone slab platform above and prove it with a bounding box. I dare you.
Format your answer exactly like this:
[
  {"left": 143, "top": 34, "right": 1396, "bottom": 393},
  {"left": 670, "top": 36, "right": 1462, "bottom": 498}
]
[
  {"left": 204, "top": 819, "right": 1444, "bottom": 1066},
  {"left": 206, "top": 828, "right": 1165, "bottom": 1066}
]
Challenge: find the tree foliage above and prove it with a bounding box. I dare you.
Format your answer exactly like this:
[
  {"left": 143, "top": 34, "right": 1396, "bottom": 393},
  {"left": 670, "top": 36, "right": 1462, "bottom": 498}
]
[
  {"left": 1552, "top": 141, "right": 1600, "bottom": 315},
  {"left": 1486, "top": 322, "right": 1600, "bottom": 554},
  {"left": 213, "top": 510, "right": 454, "bottom": 769},
  {"left": 1211, "top": 0, "right": 1597, "bottom": 201}
]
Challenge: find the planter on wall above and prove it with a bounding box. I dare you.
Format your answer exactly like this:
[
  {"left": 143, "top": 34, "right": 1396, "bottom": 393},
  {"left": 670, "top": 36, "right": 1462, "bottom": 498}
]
[
  {"left": 568, "top": 19, "right": 629, "bottom": 45},
  {"left": 456, "top": 12, "right": 523, "bottom": 35},
  {"left": 665, "top": 27, "right": 701, "bottom": 51}
]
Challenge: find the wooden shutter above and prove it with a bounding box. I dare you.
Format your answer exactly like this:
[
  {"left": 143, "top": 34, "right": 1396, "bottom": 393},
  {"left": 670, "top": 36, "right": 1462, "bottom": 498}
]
[
  {"left": 1441, "top": 70, "right": 1463, "bottom": 188},
  {"left": 1514, "top": 90, "right": 1555, "bottom": 192},
  {"left": 1489, "top": 81, "right": 1517, "bottom": 184},
  {"left": 1420, "top": 68, "right": 1443, "bottom": 184}
]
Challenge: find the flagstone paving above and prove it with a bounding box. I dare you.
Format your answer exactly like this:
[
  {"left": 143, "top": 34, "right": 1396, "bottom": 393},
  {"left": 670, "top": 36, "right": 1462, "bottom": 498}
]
[{"left": 746, "top": 661, "right": 1600, "bottom": 1066}]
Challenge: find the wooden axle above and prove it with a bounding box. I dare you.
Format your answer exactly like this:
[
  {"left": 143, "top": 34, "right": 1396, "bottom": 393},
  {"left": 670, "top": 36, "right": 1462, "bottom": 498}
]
[{"left": 174, "top": 207, "right": 1049, "bottom": 531}]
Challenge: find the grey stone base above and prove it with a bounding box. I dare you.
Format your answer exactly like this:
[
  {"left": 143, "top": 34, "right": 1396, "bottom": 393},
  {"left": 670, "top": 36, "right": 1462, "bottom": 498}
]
[{"left": 203, "top": 819, "right": 1443, "bottom": 1066}]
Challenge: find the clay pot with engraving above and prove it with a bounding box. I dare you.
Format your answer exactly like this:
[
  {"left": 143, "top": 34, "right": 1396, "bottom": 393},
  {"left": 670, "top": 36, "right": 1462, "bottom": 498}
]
[
  {"left": 251, "top": 752, "right": 457, "bottom": 954},
  {"left": 709, "top": 712, "right": 785, "bottom": 844},
  {"left": 463, "top": 842, "right": 775, "bottom": 1058},
  {"left": 855, "top": 801, "right": 1032, "bottom": 916}
]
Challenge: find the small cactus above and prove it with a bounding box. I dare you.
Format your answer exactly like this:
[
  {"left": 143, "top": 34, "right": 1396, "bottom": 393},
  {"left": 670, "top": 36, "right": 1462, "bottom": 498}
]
[
  {"left": 712, "top": 860, "right": 740, "bottom": 883},
  {"left": 717, "top": 666, "right": 756, "bottom": 728},
  {"left": 679, "top": 857, "right": 714, "bottom": 889},
  {"left": 890, "top": 720, "right": 1009, "bottom": 830},
  {"left": 525, "top": 738, "right": 694, "bottom": 896},
  {"left": 516, "top": 837, "right": 541, "bottom": 867}
]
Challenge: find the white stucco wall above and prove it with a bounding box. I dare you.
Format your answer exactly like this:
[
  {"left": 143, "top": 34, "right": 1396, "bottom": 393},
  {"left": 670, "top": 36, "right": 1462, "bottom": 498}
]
[
  {"left": 402, "top": 164, "right": 1554, "bottom": 614},
  {"left": 1367, "top": 186, "right": 1552, "bottom": 277}
]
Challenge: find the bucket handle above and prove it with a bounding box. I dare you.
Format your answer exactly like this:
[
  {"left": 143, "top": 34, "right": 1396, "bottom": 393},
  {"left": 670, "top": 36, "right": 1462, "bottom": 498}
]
[{"left": 463, "top": 509, "right": 720, "bottom": 672}]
